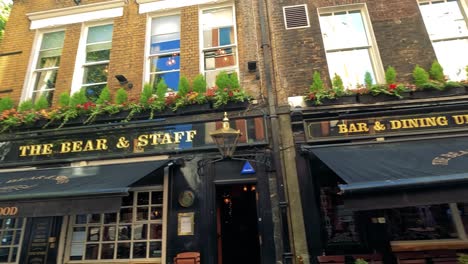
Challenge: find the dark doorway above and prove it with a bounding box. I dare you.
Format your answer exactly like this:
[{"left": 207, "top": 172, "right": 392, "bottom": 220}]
[
  {"left": 216, "top": 184, "right": 261, "bottom": 264},
  {"left": 20, "top": 216, "right": 62, "bottom": 264}
]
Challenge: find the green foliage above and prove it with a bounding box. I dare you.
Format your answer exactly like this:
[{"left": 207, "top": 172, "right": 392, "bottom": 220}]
[
  {"left": 34, "top": 96, "right": 49, "bottom": 110},
  {"left": 364, "top": 72, "right": 373, "bottom": 88},
  {"left": 413, "top": 65, "right": 430, "bottom": 87},
  {"left": 115, "top": 88, "right": 128, "bottom": 105},
  {"left": 178, "top": 76, "right": 190, "bottom": 97},
  {"left": 192, "top": 74, "right": 207, "bottom": 93},
  {"left": 0, "top": 1, "right": 11, "bottom": 42},
  {"left": 156, "top": 79, "right": 168, "bottom": 100},
  {"left": 310, "top": 71, "right": 324, "bottom": 93},
  {"left": 385, "top": 66, "right": 397, "bottom": 84},
  {"left": 96, "top": 86, "right": 111, "bottom": 105},
  {"left": 215, "top": 71, "right": 231, "bottom": 90},
  {"left": 429, "top": 60, "right": 445, "bottom": 82},
  {"left": 332, "top": 73, "right": 345, "bottom": 97},
  {"left": 58, "top": 92, "right": 71, "bottom": 108},
  {"left": 0, "top": 97, "right": 14, "bottom": 112},
  {"left": 458, "top": 254, "right": 468, "bottom": 264},
  {"left": 140, "top": 83, "right": 154, "bottom": 106},
  {"left": 18, "top": 99, "right": 34, "bottom": 112},
  {"left": 355, "top": 259, "right": 368, "bottom": 264},
  {"left": 69, "top": 89, "right": 88, "bottom": 107},
  {"left": 466, "top": 65, "right": 468, "bottom": 79},
  {"left": 228, "top": 72, "right": 240, "bottom": 90}
]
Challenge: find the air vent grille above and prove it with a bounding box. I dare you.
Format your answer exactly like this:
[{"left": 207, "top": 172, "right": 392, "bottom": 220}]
[{"left": 283, "top": 5, "right": 310, "bottom": 29}]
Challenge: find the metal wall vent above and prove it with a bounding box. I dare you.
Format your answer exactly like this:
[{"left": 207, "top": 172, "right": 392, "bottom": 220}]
[{"left": 283, "top": 4, "right": 310, "bottom": 30}]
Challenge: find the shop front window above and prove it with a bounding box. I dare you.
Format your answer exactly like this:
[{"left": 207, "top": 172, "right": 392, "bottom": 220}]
[
  {"left": 68, "top": 189, "right": 164, "bottom": 261},
  {"left": 385, "top": 204, "right": 458, "bottom": 240},
  {"left": 0, "top": 218, "right": 26, "bottom": 263},
  {"left": 320, "top": 187, "right": 360, "bottom": 245}
]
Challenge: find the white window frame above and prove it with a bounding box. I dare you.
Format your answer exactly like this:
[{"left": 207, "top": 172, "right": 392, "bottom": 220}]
[
  {"left": 64, "top": 177, "right": 169, "bottom": 263},
  {"left": 418, "top": 0, "right": 468, "bottom": 81},
  {"left": 21, "top": 28, "right": 66, "bottom": 103},
  {"left": 317, "top": 3, "right": 385, "bottom": 88},
  {"left": 137, "top": 0, "right": 230, "bottom": 14},
  {"left": 0, "top": 218, "right": 27, "bottom": 264},
  {"left": 71, "top": 20, "right": 114, "bottom": 95},
  {"left": 199, "top": 3, "right": 240, "bottom": 87},
  {"left": 143, "top": 11, "right": 181, "bottom": 91}
]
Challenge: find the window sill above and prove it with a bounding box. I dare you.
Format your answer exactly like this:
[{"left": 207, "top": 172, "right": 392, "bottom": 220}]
[{"left": 391, "top": 239, "right": 468, "bottom": 251}]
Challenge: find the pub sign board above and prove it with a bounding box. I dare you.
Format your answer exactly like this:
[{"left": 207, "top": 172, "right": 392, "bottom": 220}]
[
  {"left": 0, "top": 117, "right": 266, "bottom": 167},
  {"left": 305, "top": 111, "right": 468, "bottom": 142}
]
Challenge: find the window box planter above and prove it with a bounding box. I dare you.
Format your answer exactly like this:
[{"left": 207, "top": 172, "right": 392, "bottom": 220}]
[
  {"left": 215, "top": 100, "right": 250, "bottom": 111},
  {"left": 176, "top": 103, "right": 212, "bottom": 115},
  {"left": 358, "top": 93, "right": 408, "bottom": 104},
  {"left": 411, "top": 86, "right": 466, "bottom": 99},
  {"left": 320, "top": 95, "right": 358, "bottom": 106}
]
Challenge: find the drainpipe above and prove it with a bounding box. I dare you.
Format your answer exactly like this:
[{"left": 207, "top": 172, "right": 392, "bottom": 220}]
[{"left": 257, "top": 0, "right": 293, "bottom": 263}]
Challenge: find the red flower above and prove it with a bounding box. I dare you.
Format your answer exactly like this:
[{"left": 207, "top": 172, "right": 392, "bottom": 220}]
[
  {"left": 388, "top": 84, "right": 397, "bottom": 91},
  {"left": 83, "top": 101, "right": 95, "bottom": 110},
  {"left": 308, "top": 93, "right": 316, "bottom": 100},
  {"left": 228, "top": 91, "right": 234, "bottom": 97}
]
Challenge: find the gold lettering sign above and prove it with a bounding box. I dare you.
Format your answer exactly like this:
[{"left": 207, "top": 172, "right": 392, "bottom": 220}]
[
  {"left": 0, "top": 207, "right": 18, "bottom": 216},
  {"left": 305, "top": 111, "right": 468, "bottom": 142},
  {"left": 17, "top": 129, "right": 199, "bottom": 158}
]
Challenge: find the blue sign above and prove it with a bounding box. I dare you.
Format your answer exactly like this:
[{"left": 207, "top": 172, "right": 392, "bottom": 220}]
[{"left": 241, "top": 161, "right": 256, "bottom": 175}]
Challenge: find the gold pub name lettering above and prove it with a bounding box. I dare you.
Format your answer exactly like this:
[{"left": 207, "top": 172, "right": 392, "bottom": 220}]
[
  {"left": 337, "top": 115, "right": 468, "bottom": 134},
  {"left": 18, "top": 130, "right": 197, "bottom": 157}
]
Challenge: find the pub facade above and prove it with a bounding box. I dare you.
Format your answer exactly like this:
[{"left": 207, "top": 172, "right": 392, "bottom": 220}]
[{"left": 0, "top": 0, "right": 299, "bottom": 263}]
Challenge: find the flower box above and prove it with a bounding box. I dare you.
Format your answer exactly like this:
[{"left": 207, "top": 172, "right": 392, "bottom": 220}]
[
  {"left": 215, "top": 101, "right": 250, "bottom": 111},
  {"left": 358, "top": 93, "right": 402, "bottom": 104},
  {"left": 411, "top": 86, "right": 466, "bottom": 99},
  {"left": 176, "top": 103, "right": 212, "bottom": 115},
  {"left": 320, "top": 95, "right": 358, "bottom": 106}
]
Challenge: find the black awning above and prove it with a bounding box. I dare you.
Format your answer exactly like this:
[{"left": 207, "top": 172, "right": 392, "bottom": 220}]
[
  {"left": 0, "top": 160, "right": 170, "bottom": 218},
  {"left": 309, "top": 137, "right": 468, "bottom": 210}
]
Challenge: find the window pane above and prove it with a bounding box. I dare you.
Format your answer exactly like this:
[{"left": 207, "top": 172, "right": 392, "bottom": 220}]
[
  {"left": 32, "top": 89, "right": 54, "bottom": 105},
  {"left": 87, "top": 24, "right": 113, "bottom": 44},
  {"left": 457, "top": 203, "right": 468, "bottom": 233},
  {"left": 41, "top": 31, "right": 65, "bottom": 50},
  {"left": 103, "top": 226, "right": 116, "bottom": 241},
  {"left": 87, "top": 227, "right": 100, "bottom": 242},
  {"left": 137, "top": 207, "right": 149, "bottom": 221},
  {"left": 32, "top": 69, "right": 58, "bottom": 92},
  {"left": 104, "top": 213, "right": 117, "bottom": 224},
  {"left": 37, "top": 50, "right": 61, "bottom": 68},
  {"left": 150, "top": 224, "right": 162, "bottom": 239},
  {"left": 326, "top": 48, "right": 375, "bottom": 89},
  {"left": 88, "top": 214, "right": 101, "bottom": 224},
  {"left": 117, "top": 243, "right": 130, "bottom": 259},
  {"left": 149, "top": 242, "right": 162, "bottom": 258},
  {"left": 150, "top": 71, "right": 180, "bottom": 92},
  {"left": 151, "top": 15, "right": 180, "bottom": 54},
  {"left": 85, "top": 244, "right": 99, "bottom": 260},
  {"left": 385, "top": 204, "right": 457, "bottom": 240},
  {"left": 420, "top": 0, "right": 468, "bottom": 40},
  {"left": 204, "top": 48, "right": 236, "bottom": 70},
  {"left": 432, "top": 39, "right": 468, "bottom": 81},
  {"left": 320, "top": 11, "right": 368, "bottom": 50},
  {"left": 83, "top": 64, "right": 108, "bottom": 84},
  {"left": 120, "top": 208, "right": 133, "bottom": 223},
  {"left": 150, "top": 53, "right": 180, "bottom": 73},
  {"left": 0, "top": 248, "right": 9, "bottom": 262},
  {"left": 202, "top": 7, "right": 234, "bottom": 48},
  {"left": 75, "top": 215, "right": 87, "bottom": 224},
  {"left": 84, "top": 84, "right": 106, "bottom": 102},
  {"left": 86, "top": 43, "right": 111, "bottom": 62},
  {"left": 11, "top": 247, "right": 17, "bottom": 262},
  {"left": 133, "top": 224, "right": 147, "bottom": 240},
  {"left": 118, "top": 225, "right": 131, "bottom": 240},
  {"left": 133, "top": 242, "right": 147, "bottom": 258},
  {"left": 152, "top": 192, "right": 163, "bottom": 204},
  {"left": 101, "top": 244, "right": 115, "bottom": 259},
  {"left": 137, "top": 192, "right": 150, "bottom": 205},
  {"left": 150, "top": 207, "right": 163, "bottom": 220},
  {"left": 122, "top": 194, "right": 133, "bottom": 206},
  {"left": 1, "top": 231, "right": 13, "bottom": 245}
]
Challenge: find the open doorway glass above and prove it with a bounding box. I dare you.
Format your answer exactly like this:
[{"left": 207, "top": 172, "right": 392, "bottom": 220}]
[{"left": 216, "top": 184, "right": 261, "bottom": 264}]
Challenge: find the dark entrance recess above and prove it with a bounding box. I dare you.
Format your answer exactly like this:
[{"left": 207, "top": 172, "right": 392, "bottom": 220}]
[
  {"left": 20, "top": 216, "right": 62, "bottom": 264},
  {"left": 216, "top": 184, "right": 260, "bottom": 264}
]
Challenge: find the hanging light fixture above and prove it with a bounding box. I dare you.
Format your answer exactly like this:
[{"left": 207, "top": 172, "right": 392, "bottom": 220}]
[{"left": 210, "top": 112, "right": 241, "bottom": 158}]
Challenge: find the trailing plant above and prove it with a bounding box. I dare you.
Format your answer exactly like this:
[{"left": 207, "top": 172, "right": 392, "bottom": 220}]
[
  {"left": 0, "top": 97, "right": 14, "bottom": 112},
  {"left": 385, "top": 66, "right": 397, "bottom": 85},
  {"left": 429, "top": 60, "right": 445, "bottom": 83}
]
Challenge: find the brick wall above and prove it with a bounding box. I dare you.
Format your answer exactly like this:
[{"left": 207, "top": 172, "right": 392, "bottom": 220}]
[
  {"left": 0, "top": 0, "right": 264, "bottom": 106},
  {"left": 267, "top": 0, "right": 437, "bottom": 104}
]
